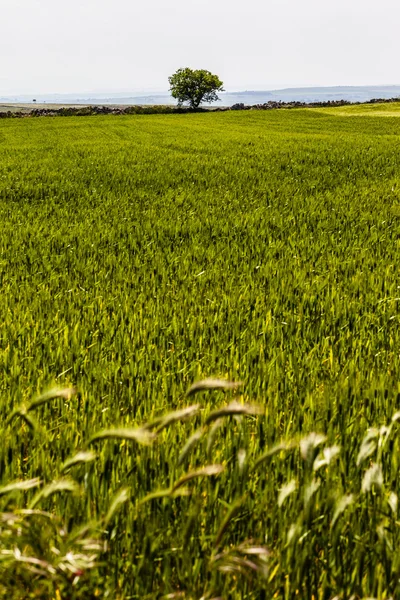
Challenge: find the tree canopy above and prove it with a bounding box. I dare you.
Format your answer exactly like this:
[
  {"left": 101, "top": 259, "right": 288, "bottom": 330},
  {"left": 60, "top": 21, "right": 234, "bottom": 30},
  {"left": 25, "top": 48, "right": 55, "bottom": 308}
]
[{"left": 168, "top": 68, "right": 224, "bottom": 109}]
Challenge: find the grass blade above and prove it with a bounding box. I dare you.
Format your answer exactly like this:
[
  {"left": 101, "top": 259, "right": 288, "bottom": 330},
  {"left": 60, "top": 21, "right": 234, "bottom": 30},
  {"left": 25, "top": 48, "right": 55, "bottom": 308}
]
[
  {"left": 28, "top": 387, "right": 77, "bottom": 411},
  {"left": 104, "top": 487, "right": 130, "bottom": 525},
  {"left": 178, "top": 428, "right": 204, "bottom": 465},
  {"left": 61, "top": 451, "right": 97, "bottom": 472},
  {"left": 362, "top": 463, "right": 384, "bottom": 493},
  {"left": 144, "top": 404, "right": 200, "bottom": 432},
  {"left": 29, "top": 479, "right": 79, "bottom": 508},
  {"left": 214, "top": 497, "right": 243, "bottom": 549},
  {"left": 171, "top": 464, "right": 225, "bottom": 492},
  {"left": 254, "top": 441, "right": 297, "bottom": 468},
  {"left": 89, "top": 427, "right": 157, "bottom": 445},
  {"left": 186, "top": 378, "right": 243, "bottom": 396},
  {"left": 206, "top": 401, "right": 262, "bottom": 424},
  {"left": 0, "top": 478, "right": 41, "bottom": 497}
]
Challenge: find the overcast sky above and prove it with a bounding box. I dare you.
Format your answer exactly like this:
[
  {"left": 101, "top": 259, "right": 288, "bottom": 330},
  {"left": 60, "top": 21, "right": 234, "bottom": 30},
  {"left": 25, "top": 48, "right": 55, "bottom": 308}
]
[{"left": 1, "top": 0, "right": 398, "bottom": 95}]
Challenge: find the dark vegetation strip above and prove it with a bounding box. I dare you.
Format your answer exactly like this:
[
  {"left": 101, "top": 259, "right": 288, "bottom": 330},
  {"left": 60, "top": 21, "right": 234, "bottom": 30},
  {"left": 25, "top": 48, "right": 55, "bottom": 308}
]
[{"left": 1, "top": 96, "right": 400, "bottom": 118}]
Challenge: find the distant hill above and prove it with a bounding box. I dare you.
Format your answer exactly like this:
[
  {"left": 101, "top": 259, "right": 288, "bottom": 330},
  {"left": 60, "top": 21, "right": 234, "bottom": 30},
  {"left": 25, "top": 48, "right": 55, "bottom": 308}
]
[
  {"left": 2, "top": 86, "right": 400, "bottom": 107},
  {"left": 262, "top": 86, "right": 400, "bottom": 104}
]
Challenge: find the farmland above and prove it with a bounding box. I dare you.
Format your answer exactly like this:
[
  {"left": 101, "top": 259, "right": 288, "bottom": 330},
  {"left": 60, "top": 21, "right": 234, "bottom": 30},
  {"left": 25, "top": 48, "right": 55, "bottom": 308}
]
[{"left": 1, "top": 105, "right": 400, "bottom": 598}]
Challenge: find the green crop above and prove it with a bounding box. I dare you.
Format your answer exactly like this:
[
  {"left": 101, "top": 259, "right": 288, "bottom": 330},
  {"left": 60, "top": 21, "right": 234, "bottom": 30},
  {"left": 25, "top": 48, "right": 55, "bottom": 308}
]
[{"left": 1, "top": 104, "right": 400, "bottom": 598}]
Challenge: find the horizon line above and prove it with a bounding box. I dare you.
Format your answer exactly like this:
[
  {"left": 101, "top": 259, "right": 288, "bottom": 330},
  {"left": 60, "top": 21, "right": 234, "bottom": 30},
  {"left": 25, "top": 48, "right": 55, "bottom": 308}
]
[{"left": 2, "top": 83, "right": 400, "bottom": 99}]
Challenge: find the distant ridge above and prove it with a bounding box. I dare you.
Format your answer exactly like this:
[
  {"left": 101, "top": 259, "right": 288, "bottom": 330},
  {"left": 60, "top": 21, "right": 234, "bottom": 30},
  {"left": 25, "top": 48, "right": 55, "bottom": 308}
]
[
  {"left": 226, "top": 86, "right": 400, "bottom": 105},
  {"left": 2, "top": 85, "right": 400, "bottom": 107}
]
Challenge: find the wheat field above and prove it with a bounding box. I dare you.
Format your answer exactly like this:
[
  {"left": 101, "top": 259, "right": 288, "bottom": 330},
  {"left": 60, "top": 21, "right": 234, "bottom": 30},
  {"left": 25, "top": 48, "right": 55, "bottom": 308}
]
[{"left": 1, "top": 105, "right": 400, "bottom": 598}]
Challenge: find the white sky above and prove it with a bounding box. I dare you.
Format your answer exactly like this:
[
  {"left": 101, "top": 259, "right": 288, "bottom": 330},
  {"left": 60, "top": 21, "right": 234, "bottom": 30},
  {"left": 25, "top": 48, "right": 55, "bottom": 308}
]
[{"left": 1, "top": 0, "right": 398, "bottom": 95}]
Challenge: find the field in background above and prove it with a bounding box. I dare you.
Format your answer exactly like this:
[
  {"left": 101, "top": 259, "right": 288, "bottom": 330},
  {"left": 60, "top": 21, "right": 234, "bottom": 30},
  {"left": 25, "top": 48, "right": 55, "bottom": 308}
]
[
  {"left": 0, "top": 103, "right": 147, "bottom": 114},
  {"left": 319, "top": 102, "right": 400, "bottom": 117},
  {"left": 2, "top": 104, "right": 400, "bottom": 598}
]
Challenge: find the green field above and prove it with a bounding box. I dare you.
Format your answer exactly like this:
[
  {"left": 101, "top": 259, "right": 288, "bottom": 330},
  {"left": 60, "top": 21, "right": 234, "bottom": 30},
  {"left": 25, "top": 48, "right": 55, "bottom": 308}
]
[{"left": 2, "top": 105, "right": 400, "bottom": 598}]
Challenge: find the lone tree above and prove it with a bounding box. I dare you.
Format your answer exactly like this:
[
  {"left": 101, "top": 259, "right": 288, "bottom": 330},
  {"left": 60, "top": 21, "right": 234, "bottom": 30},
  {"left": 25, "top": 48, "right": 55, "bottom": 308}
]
[{"left": 168, "top": 68, "right": 224, "bottom": 109}]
